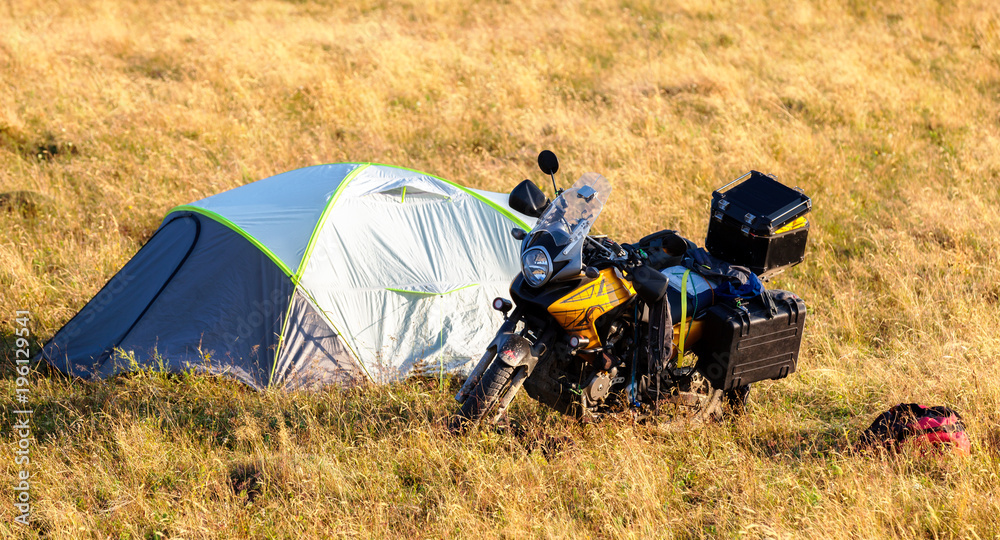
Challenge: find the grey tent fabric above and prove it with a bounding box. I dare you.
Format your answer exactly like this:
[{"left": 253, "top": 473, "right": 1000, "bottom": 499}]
[
  {"left": 189, "top": 163, "right": 362, "bottom": 274},
  {"left": 42, "top": 215, "right": 200, "bottom": 376},
  {"left": 113, "top": 215, "right": 293, "bottom": 388},
  {"left": 40, "top": 162, "right": 534, "bottom": 389},
  {"left": 43, "top": 215, "right": 293, "bottom": 388},
  {"left": 272, "top": 290, "right": 365, "bottom": 390}
]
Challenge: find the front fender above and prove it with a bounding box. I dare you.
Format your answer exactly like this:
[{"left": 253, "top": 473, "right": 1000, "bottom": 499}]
[
  {"left": 495, "top": 334, "right": 538, "bottom": 372},
  {"left": 455, "top": 332, "right": 541, "bottom": 405}
]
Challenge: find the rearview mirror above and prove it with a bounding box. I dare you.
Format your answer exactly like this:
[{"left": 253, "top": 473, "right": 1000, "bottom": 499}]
[
  {"left": 538, "top": 150, "right": 559, "bottom": 176},
  {"left": 509, "top": 179, "right": 549, "bottom": 218}
]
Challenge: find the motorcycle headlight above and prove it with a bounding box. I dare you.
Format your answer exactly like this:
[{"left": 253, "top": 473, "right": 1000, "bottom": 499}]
[{"left": 521, "top": 247, "right": 552, "bottom": 287}]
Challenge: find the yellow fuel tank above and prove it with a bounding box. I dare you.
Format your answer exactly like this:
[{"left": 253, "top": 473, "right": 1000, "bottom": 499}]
[{"left": 547, "top": 268, "right": 636, "bottom": 347}]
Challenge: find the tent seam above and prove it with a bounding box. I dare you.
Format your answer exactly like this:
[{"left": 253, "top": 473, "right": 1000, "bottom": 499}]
[
  {"left": 167, "top": 205, "right": 296, "bottom": 280},
  {"left": 384, "top": 283, "right": 480, "bottom": 296},
  {"left": 296, "top": 286, "right": 375, "bottom": 383},
  {"left": 268, "top": 287, "right": 299, "bottom": 387},
  {"left": 293, "top": 163, "right": 372, "bottom": 282},
  {"left": 284, "top": 163, "right": 374, "bottom": 383}
]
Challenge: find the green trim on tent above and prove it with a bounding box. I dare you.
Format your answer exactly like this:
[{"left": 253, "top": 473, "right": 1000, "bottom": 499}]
[
  {"left": 168, "top": 205, "right": 296, "bottom": 278},
  {"left": 293, "top": 163, "right": 372, "bottom": 283},
  {"left": 384, "top": 283, "right": 480, "bottom": 296},
  {"left": 438, "top": 179, "right": 531, "bottom": 230},
  {"left": 174, "top": 162, "right": 526, "bottom": 284},
  {"left": 268, "top": 288, "right": 299, "bottom": 386},
  {"left": 169, "top": 162, "right": 525, "bottom": 388},
  {"left": 367, "top": 162, "right": 532, "bottom": 231}
]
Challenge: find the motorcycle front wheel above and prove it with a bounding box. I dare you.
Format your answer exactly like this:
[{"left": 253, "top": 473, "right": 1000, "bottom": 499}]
[{"left": 457, "top": 359, "right": 517, "bottom": 427}]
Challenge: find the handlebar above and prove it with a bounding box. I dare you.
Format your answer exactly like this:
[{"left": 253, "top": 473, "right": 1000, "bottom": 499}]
[{"left": 584, "top": 236, "right": 649, "bottom": 279}]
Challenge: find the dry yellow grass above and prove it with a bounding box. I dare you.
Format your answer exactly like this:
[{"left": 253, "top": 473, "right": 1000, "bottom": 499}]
[{"left": 2, "top": 0, "right": 1000, "bottom": 537}]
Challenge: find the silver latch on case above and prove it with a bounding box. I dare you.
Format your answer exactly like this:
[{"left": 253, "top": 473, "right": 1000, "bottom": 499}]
[
  {"left": 718, "top": 200, "right": 730, "bottom": 210},
  {"left": 744, "top": 213, "right": 755, "bottom": 224}
]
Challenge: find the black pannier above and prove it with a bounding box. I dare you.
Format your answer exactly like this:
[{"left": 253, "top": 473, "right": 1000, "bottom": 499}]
[
  {"left": 704, "top": 171, "right": 811, "bottom": 278},
  {"left": 692, "top": 289, "right": 806, "bottom": 390}
]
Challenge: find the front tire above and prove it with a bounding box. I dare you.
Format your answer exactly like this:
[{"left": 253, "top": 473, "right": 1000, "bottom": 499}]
[{"left": 457, "top": 360, "right": 516, "bottom": 428}]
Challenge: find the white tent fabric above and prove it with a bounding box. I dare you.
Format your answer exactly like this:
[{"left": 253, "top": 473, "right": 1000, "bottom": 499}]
[
  {"left": 41, "top": 163, "right": 535, "bottom": 389},
  {"left": 296, "top": 165, "right": 532, "bottom": 382}
]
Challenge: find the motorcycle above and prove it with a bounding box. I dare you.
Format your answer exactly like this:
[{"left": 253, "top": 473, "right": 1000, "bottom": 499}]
[{"left": 454, "top": 151, "right": 808, "bottom": 428}]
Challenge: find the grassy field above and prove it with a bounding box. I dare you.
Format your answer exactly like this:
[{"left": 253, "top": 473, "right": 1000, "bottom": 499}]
[{"left": 2, "top": 0, "right": 1000, "bottom": 537}]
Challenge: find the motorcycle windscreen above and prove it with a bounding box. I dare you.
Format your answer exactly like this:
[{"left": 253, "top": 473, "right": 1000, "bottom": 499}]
[{"left": 529, "top": 172, "right": 611, "bottom": 240}]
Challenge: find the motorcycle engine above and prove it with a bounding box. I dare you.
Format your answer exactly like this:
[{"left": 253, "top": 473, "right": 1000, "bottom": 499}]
[{"left": 583, "top": 367, "right": 617, "bottom": 403}]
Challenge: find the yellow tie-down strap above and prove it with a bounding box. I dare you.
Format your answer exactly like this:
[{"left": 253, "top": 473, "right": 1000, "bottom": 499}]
[{"left": 673, "top": 269, "right": 708, "bottom": 366}]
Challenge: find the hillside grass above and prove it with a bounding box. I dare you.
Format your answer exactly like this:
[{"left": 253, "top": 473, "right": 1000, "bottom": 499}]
[{"left": 1, "top": 0, "right": 999, "bottom": 537}]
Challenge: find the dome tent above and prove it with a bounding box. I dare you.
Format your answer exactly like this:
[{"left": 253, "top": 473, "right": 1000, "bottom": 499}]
[{"left": 40, "top": 163, "right": 534, "bottom": 389}]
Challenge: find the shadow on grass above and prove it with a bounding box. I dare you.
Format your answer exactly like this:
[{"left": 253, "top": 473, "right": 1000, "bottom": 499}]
[
  {"left": 734, "top": 421, "right": 854, "bottom": 459},
  {"left": 0, "top": 355, "right": 479, "bottom": 456},
  {"left": 228, "top": 462, "right": 263, "bottom": 503},
  {"left": 0, "top": 327, "right": 49, "bottom": 377}
]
